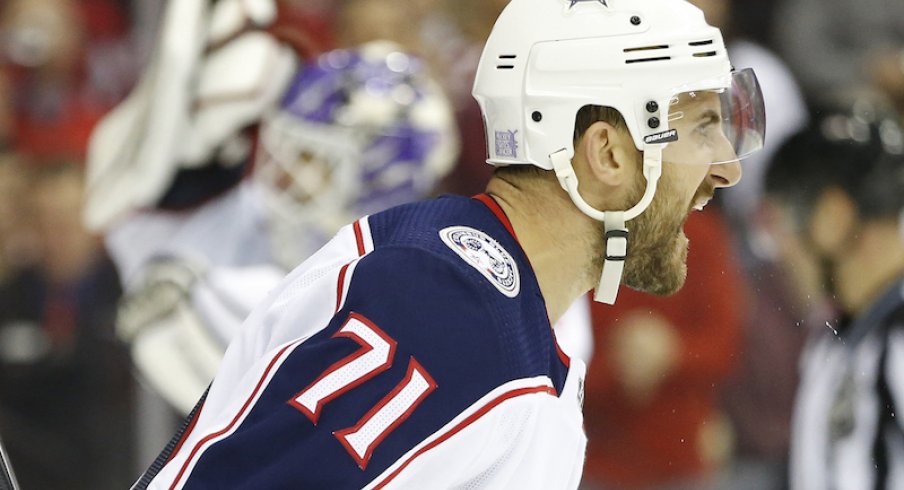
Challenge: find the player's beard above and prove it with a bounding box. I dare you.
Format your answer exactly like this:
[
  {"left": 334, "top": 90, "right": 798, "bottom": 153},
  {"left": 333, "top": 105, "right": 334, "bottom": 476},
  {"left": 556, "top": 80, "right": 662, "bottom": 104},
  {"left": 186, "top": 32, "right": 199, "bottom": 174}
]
[{"left": 619, "top": 166, "right": 693, "bottom": 296}]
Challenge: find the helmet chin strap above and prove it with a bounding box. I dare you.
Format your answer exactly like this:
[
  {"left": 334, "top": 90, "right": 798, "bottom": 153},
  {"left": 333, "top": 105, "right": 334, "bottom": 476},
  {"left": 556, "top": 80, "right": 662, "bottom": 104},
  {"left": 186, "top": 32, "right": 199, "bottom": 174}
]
[{"left": 550, "top": 145, "right": 663, "bottom": 304}]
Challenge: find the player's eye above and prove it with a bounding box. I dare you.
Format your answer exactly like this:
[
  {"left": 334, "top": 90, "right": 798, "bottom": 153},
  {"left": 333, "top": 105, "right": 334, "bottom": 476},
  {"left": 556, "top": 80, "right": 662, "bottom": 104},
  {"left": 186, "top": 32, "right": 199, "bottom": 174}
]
[
  {"left": 695, "top": 113, "right": 721, "bottom": 133},
  {"left": 694, "top": 112, "right": 725, "bottom": 147}
]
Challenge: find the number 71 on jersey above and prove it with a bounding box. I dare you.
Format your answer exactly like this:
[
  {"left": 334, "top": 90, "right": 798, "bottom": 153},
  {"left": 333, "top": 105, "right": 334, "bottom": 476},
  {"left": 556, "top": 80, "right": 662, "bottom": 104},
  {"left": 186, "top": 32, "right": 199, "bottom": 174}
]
[{"left": 288, "top": 313, "right": 437, "bottom": 469}]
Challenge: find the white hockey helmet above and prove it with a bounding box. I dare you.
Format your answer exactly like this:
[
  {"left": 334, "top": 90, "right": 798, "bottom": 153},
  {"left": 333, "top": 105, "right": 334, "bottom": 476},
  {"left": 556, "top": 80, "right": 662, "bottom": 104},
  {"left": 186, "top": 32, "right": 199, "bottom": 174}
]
[{"left": 473, "top": 0, "right": 765, "bottom": 303}]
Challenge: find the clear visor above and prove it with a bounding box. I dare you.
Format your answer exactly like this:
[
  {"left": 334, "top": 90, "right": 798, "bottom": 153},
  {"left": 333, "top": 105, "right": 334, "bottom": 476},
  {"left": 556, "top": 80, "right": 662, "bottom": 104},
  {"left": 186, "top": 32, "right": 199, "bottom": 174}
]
[{"left": 661, "top": 68, "right": 765, "bottom": 165}]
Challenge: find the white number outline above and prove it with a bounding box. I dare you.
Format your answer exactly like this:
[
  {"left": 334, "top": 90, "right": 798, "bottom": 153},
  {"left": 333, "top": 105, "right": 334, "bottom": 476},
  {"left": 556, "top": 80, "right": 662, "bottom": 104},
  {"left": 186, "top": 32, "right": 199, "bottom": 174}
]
[
  {"left": 288, "top": 313, "right": 397, "bottom": 425},
  {"left": 335, "top": 357, "right": 437, "bottom": 469},
  {"left": 287, "top": 313, "right": 437, "bottom": 469}
]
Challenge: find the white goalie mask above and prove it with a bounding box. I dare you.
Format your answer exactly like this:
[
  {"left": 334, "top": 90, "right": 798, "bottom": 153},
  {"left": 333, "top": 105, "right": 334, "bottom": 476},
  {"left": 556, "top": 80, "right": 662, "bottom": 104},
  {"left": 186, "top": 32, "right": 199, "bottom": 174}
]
[
  {"left": 473, "top": 0, "right": 766, "bottom": 303},
  {"left": 254, "top": 41, "right": 459, "bottom": 270}
]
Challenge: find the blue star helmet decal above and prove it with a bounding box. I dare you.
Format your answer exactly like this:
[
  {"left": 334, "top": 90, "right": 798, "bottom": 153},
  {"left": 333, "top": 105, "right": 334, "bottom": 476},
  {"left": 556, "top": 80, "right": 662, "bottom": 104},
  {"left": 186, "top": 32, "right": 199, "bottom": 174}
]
[{"left": 569, "top": 0, "right": 608, "bottom": 8}]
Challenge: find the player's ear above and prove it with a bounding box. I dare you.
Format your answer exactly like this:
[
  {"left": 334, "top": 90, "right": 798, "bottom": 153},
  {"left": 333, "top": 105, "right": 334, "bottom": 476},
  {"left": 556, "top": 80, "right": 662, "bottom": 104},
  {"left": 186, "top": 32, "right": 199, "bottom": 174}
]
[
  {"left": 809, "top": 187, "right": 856, "bottom": 256},
  {"left": 578, "top": 121, "right": 634, "bottom": 187}
]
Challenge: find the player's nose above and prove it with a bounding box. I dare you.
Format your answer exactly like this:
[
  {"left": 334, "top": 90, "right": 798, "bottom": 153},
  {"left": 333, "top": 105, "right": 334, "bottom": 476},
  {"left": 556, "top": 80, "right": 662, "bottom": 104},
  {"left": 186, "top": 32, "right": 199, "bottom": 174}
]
[{"left": 708, "top": 159, "right": 742, "bottom": 188}]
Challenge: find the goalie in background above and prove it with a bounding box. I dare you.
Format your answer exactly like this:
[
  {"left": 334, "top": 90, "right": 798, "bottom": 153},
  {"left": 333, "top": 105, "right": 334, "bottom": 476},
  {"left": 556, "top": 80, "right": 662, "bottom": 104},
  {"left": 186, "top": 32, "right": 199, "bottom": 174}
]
[{"left": 83, "top": 0, "right": 460, "bottom": 416}]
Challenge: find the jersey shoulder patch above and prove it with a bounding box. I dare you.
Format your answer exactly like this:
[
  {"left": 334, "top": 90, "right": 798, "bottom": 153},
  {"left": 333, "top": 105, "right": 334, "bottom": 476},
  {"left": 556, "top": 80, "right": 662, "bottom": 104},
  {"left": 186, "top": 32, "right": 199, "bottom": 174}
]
[{"left": 439, "top": 225, "right": 520, "bottom": 298}]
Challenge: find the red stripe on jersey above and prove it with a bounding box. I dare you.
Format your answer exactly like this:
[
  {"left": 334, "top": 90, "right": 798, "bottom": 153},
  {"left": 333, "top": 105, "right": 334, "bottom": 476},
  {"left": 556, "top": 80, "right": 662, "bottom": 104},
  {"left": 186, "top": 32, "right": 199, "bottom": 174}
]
[
  {"left": 353, "top": 220, "right": 366, "bottom": 256},
  {"left": 168, "top": 341, "right": 299, "bottom": 490},
  {"left": 336, "top": 262, "right": 352, "bottom": 313},
  {"left": 473, "top": 194, "right": 519, "bottom": 242},
  {"left": 475, "top": 194, "right": 566, "bottom": 369},
  {"left": 369, "top": 384, "right": 556, "bottom": 489},
  {"left": 166, "top": 402, "right": 205, "bottom": 465},
  {"left": 556, "top": 342, "right": 571, "bottom": 369},
  {"left": 551, "top": 330, "right": 571, "bottom": 369}
]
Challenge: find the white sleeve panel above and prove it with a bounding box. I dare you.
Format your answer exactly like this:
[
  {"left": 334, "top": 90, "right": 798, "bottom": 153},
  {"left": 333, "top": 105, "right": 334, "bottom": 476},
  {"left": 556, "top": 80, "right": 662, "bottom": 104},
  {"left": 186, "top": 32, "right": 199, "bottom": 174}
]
[
  {"left": 552, "top": 294, "right": 593, "bottom": 364},
  {"left": 366, "top": 372, "right": 586, "bottom": 490},
  {"left": 145, "top": 336, "right": 309, "bottom": 490},
  {"left": 190, "top": 264, "right": 285, "bottom": 346},
  {"left": 150, "top": 222, "right": 368, "bottom": 486}
]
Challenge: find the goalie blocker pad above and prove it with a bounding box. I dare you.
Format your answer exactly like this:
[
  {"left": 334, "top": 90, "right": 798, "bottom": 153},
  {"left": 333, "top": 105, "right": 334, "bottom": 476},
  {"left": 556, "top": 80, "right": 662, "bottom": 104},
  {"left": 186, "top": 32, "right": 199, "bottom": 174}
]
[
  {"left": 84, "top": 0, "right": 297, "bottom": 231},
  {"left": 119, "top": 258, "right": 284, "bottom": 415}
]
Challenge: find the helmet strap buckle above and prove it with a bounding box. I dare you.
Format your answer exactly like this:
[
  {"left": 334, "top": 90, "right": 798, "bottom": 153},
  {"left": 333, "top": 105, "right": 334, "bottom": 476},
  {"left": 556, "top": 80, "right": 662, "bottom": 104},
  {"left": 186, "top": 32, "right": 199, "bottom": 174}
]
[{"left": 594, "top": 211, "right": 628, "bottom": 304}]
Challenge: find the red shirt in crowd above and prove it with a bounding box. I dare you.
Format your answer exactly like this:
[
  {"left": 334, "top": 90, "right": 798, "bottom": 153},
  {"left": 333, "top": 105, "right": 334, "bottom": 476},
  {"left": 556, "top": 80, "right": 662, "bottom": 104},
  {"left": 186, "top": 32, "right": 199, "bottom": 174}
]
[{"left": 582, "top": 208, "right": 745, "bottom": 488}]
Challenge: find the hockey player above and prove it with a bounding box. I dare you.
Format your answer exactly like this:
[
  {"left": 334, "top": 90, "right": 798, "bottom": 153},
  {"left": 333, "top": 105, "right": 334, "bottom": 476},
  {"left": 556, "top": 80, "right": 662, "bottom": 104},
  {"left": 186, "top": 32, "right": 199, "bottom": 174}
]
[
  {"left": 763, "top": 104, "right": 904, "bottom": 490},
  {"left": 134, "top": 0, "right": 765, "bottom": 488}
]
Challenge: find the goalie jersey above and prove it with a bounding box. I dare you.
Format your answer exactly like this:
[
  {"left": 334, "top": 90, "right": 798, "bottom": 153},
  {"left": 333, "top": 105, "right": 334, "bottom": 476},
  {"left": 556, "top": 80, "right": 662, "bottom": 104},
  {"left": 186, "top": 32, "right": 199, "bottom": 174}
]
[{"left": 140, "top": 195, "right": 588, "bottom": 489}]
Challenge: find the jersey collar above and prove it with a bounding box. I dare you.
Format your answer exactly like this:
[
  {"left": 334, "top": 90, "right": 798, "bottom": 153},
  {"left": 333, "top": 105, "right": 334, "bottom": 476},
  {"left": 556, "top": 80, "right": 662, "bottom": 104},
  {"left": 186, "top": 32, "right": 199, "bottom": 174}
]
[{"left": 473, "top": 194, "right": 519, "bottom": 242}]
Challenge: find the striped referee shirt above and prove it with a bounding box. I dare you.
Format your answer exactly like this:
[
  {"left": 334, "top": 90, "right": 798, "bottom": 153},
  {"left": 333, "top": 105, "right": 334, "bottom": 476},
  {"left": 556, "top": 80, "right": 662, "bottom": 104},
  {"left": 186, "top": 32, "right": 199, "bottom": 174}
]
[{"left": 790, "top": 278, "right": 904, "bottom": 490}]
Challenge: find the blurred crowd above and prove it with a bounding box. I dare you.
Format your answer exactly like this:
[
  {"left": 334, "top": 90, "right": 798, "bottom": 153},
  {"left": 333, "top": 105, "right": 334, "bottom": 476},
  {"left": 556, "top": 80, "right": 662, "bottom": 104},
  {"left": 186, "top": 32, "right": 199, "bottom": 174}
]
[{"left": 0, "top": 0, "right": 901, "bottom": 489}]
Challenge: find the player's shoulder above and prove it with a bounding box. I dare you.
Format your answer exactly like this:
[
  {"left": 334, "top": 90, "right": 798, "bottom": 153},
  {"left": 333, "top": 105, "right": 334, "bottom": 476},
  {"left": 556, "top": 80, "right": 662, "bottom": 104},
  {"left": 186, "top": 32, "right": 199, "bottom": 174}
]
[
  {"left": 339, "top": 244, "right": 566, "bottom": 416},
  {"left": 342, "top": 196, "right": 565, "bottom": 391},
  {"left": 364, "top": 195, "right": 528, "bottom": 302},
  {"left": 343, "top": 245, "right": 501, "bottom": 330}
]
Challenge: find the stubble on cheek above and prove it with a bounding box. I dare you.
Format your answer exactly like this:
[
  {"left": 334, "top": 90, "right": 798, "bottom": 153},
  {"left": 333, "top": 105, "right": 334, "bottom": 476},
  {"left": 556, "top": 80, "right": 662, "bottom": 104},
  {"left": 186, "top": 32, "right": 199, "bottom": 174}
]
[{"left": 620, "top": 174, "right": 692, "bottom": 296}]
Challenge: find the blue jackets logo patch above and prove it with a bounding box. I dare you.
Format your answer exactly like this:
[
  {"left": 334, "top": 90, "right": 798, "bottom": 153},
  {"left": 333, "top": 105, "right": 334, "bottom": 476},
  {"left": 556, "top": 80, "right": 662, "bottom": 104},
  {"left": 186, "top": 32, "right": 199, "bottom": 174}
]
[{"left": 440, "top": 226, "right": 520, "bottom": 298}]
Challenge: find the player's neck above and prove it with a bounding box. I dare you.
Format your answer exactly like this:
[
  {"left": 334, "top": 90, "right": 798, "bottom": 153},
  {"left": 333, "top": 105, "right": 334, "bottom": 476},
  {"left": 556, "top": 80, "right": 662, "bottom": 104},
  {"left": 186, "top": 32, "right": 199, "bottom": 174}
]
[
  {"left": 486, "top": 173, "right": 601, "bottom": 324},
  {"left": 834, "top": 221, "right": 904, "bottom": 315}
]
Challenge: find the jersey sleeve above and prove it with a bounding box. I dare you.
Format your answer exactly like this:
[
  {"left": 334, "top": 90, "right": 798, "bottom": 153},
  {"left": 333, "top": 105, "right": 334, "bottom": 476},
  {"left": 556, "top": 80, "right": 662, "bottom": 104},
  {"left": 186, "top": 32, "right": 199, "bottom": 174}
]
[
  {"left": 365, "top": 379, "right": 585, "bottom": 490},
  {"left": 167, "top": 246, "right": 564, "bottom": 490}
]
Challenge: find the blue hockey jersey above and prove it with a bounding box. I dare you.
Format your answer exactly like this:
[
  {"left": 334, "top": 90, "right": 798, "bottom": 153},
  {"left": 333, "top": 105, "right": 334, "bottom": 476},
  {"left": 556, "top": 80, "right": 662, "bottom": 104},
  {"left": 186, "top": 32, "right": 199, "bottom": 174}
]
[{"left": 141, "top": 195, "right": 587, "bottom": 489}]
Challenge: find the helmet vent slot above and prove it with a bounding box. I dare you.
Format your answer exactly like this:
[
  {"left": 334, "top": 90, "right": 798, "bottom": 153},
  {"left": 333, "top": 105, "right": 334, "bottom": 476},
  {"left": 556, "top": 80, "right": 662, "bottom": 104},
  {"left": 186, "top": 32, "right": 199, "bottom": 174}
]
[
  {"left": 693, "top": 51, "right": 718, "bottom": 57},
  {"left": 625, "top": 56, "right": 671, "bottom": 64},
  {"left": 689, "top": 40, "right": 714, "bottom": 46},
  {"left": 497, "top": 54, "right": 517, "bottom": 69},
  {"left": 623, "top": 45, "right": 671, "bottom": 63},
  {"left": 623, "top": 45, "right": 669, "bottom": 53}
]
